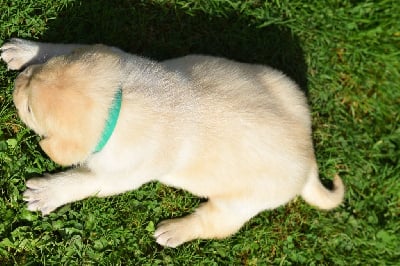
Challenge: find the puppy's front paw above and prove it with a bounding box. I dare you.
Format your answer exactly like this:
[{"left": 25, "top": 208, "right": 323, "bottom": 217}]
[
  {"left": 23, "top": 176, "right": 66, "bottom": 215},
  {"left": 0, "top": 38, "right": 39, "bottom": 70},
  {"left": 154, "top": 217, "right": 199, "bottom": 248}
]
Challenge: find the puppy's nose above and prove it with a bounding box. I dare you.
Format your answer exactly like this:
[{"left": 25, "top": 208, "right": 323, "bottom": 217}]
[
  {"left": 21, "top": 65, "right": 36, "bottom": 76},
  {"left": 14, "top": 69, "right": 32, "bottom": 98},
  {"left": 15, "top": 71, "right": 30, "bottom": 89},
  {"left": 15, "top": 64, "right": 40, "bottom": 89}
]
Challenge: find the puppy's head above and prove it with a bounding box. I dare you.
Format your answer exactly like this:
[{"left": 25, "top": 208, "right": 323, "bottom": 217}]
[{"left": 13, "top": 45, "right": 121, "bottom": 166}]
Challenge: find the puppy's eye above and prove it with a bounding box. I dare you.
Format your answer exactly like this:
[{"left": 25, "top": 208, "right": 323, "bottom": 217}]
[{"left": 27, "top": 105, "right": 31, "bottom": 113}]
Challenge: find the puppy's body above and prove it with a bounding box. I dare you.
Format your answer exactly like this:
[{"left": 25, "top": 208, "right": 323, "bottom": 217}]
[{"left": 1, "top": 39, "right": 344, "bottom": 247}]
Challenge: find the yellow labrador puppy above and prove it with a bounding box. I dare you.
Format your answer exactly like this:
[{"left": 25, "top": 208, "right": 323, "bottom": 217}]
[{"left": 1, "top": 38, "right": 344, "bottom": 247}]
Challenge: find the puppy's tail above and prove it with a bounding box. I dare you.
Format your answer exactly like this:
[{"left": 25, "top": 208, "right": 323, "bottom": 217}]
[{"left": 301, "top": 164, "right": 345, "bottom": 210}]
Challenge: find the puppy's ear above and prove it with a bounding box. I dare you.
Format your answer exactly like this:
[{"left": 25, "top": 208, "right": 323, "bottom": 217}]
[
  {"left": 30, "top": 47, "right": 120, "bottom": 166},
  {"left": 39, "top": 137, "right": 91, "bottom": 166}
]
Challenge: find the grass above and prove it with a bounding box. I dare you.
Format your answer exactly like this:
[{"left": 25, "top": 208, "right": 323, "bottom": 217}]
[{"left": 0, "top": 0, "right": 399, "bottom": 264}]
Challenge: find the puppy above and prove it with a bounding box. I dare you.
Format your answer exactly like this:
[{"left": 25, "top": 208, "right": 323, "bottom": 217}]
[{"left": 1, "top": 38, "right": 344, "bottom": 247}]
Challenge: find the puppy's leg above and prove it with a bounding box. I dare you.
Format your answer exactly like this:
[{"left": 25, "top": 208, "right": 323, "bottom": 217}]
[
  {"left": 0, "top": 38, "right": 87, "bottom": 70},
  {"left": 23, "top": 168, "right": 148, "bottom": 215},
  {"left": 154, "top": 197, "right": 262, "bottom": 247}
]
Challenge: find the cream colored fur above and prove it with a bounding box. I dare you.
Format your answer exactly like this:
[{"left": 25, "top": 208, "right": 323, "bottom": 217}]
[{"left": 1, "top": 38, "right": 344, "bottom": 247}]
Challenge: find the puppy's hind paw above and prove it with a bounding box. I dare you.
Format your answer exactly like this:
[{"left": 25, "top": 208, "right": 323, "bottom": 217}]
[
  {"left": 154, "top": 217, "right": 199, "bottom": 248},
  {"left": 0, "top": 38, "right": 39, "bottom": 70}
]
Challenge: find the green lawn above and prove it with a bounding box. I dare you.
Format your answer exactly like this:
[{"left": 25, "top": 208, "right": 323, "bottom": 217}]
[{"left": 0, "top": 0, "right": 399, "bottom": 265}]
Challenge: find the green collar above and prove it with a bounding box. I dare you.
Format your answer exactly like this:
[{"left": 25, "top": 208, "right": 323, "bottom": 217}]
[{"left": 93, "top": 88, "right": 123, "bottom": 153}]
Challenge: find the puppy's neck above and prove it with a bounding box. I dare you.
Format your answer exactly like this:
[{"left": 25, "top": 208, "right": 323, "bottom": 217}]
[{"left": 93, "top": 88, "right": 123, "bottom": 153}]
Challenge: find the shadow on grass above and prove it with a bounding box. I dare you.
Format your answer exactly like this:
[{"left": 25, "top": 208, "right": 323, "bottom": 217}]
[{"left": 41, "top": 0, "right": 307, "bottom": 93}]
